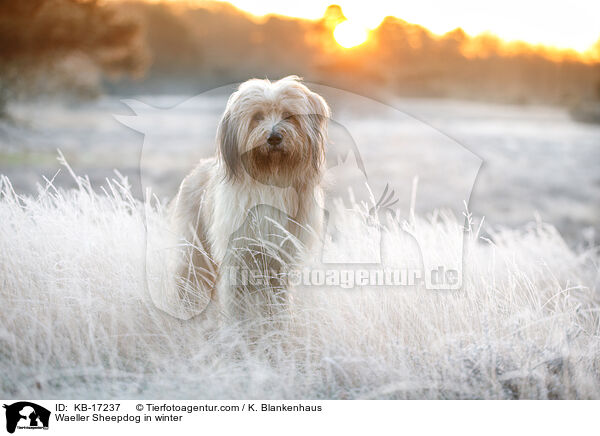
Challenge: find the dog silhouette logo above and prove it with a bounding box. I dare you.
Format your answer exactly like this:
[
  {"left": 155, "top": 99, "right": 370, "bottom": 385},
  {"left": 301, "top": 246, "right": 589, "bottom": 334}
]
[{"left": 2, "top": 402, "right": 50, "bottom": 433}]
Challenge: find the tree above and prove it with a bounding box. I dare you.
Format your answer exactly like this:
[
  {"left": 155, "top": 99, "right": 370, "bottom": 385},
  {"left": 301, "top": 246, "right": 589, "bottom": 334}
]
[{"left": 0, "top": 0, "right": 148, "bottom": 114}]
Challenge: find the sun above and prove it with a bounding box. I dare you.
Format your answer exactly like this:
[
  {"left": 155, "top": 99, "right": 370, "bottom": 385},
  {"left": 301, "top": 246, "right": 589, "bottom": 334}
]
[{"left": 334, "top": 20, "right": 369, "bottom": 49}]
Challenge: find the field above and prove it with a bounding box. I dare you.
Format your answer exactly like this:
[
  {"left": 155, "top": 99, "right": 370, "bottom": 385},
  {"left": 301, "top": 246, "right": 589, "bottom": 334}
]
[{"left": 1, "top": 94, "right": 599, "bottom": 398}]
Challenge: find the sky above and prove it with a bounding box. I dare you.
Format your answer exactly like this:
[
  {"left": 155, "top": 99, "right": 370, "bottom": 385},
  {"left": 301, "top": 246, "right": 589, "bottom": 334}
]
[{"left": 225, "top": 0, "right": 600, "bottom": 53}]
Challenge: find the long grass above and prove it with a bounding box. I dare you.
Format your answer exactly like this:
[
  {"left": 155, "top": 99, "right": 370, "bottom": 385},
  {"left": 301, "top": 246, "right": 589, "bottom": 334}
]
[{"left": 0, "top": 162, "right": 599, "bottom": 399}]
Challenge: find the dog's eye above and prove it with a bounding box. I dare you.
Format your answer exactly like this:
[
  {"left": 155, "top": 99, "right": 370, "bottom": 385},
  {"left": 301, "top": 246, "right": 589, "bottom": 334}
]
[{"left": 252, "top": 112, "right": 264, "bottom": 122}]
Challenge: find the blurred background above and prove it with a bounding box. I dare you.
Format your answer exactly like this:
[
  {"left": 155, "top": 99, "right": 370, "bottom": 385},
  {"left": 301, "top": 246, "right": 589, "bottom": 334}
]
[{"left": 0, "top": 0, "right": 599, "bottom": 243}]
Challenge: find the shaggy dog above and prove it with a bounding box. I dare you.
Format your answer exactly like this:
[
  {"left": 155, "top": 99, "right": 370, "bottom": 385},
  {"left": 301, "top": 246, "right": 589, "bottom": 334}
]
[{"left": 169, "top": 76, "right": 330, "bottom": 320}]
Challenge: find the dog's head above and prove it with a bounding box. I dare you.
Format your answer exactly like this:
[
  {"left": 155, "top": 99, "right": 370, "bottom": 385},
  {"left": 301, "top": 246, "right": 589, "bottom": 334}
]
[{"left": 216, "top": 76, "right": 330, "bottom": 187}]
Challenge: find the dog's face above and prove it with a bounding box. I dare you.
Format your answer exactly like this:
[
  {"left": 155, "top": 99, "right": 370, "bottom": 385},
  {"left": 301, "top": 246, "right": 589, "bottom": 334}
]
[{"left": 217, "top": 76, "right": 330, "bottom": 187}]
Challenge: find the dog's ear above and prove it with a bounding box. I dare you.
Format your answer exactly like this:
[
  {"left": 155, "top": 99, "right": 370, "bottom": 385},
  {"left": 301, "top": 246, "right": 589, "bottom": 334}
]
[
  {"left": 306, "top": 91, "right": 331, "bottom": 171},
  {"left": 217, "top": 110, "right": 240, "bottom": 180},
  {"left": 308, "top": 91, "right": 331, "bottom": 120}
]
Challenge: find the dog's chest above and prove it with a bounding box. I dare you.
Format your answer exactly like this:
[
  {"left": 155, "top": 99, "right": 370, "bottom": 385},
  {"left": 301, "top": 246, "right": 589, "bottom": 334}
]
[{"left": 210, "top": 182, "right": 300, "bottom": 263}]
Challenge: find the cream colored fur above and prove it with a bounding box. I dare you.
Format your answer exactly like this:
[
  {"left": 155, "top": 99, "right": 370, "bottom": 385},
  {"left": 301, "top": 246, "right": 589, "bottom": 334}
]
[{"left": 169, "top": 76, "right": 330, "bottom": 320}]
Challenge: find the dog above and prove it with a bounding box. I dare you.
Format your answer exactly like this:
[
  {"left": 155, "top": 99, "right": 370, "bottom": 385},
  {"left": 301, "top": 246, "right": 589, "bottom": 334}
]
[{"left": 168, "top": 76, "right": 330, "bottom": 320}]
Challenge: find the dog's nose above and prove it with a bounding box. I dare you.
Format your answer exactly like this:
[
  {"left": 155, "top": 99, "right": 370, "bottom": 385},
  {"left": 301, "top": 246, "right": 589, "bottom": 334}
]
[{"left": 267, "top": 131, "right": 283, "bottom": 147}]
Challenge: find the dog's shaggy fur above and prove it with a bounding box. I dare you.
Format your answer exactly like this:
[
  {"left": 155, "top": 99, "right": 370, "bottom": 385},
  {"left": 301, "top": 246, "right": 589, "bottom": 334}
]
[{"left": 169, "top": 76, "right": 330, "bottom": 320}]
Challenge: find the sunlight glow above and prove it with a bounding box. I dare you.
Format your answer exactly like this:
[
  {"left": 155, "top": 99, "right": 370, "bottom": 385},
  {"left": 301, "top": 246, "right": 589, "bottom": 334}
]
[
  {"left": 334, "top": 21, "right": 369, "bottom": 49},
  {"left": 224, "top": 0, "right": 600, "bottom": 54}
]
